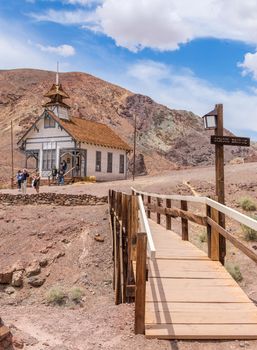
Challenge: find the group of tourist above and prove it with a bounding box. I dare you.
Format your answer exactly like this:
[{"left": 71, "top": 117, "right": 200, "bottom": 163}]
[
  {"left": 51, "top": 160, "right": 67, "bottom": 185},
  {"left": 16, "top": 169, "right": 40, "bottom": 194},
  {"left": 16, "top": 160, "right": 68, "bottom": 193}
]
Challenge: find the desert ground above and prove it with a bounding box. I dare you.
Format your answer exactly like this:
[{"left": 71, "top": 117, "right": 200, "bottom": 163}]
[{"left": 1, "top": 162, "right": 257, "bottom": 350}]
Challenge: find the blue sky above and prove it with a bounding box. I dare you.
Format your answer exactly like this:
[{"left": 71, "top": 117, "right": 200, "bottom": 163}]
[{"left": 2, "top": 0, "right": 257, "bottom": 138}]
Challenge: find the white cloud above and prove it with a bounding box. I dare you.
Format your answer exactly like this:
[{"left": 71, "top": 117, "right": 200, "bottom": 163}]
[
  {"left": 0, "top": 19, "right": 68, "bottom": 70},
  {"left": 28, "top": 0, "right": 257, "bottom": 51},
  {"left": 30, "top": 8, "right": 97, "bottom": 24},
  {"left": 118, "top": 60, "right": 257, "bottom": 133},
  {"left": 238, "top": 50, "right": 257, "bottom": 80},
  {"left": 64, "top": 0, "right": 102, "bottom": 4},
  {"left": 36, "top": 43, "right": 76, "bottom": 56}
]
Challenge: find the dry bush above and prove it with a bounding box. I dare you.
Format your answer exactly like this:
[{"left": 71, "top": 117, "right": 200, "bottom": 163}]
[
  {"left": 238, "top": 197, "right": 256, "bottom": 211},
  {"left": 226, "top": 264, "right": 243, "bottom": 282}
]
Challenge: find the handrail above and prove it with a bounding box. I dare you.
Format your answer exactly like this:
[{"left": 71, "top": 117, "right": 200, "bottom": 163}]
[
  {"left": 131, "top": 187, "right": 206, "bottom": 204},
  {"left": 63, "top": 166, "right": 76, "bottom": 177},
  {"left": 132, "top": 187, "right": 257, "bottom": 232},
  {"left": 138, "top": 195, "right": 156, "bottom": 259},
  {"left": 205, "top": 197, "right": 257, "bottom": 232}
]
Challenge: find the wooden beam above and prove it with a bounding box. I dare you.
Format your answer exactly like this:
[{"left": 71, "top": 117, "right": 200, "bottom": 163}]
[
  {"left": 157, "top": 197, "right": 161, "bottom": 224},
  {"left": 210, "top": 206, "right": 220, "bottom": 261},
  {"left": 181, "top": 200, "right": 189, "bottom": 241},
  {"left": 135, "top": 232, "right": 147, "bottom": 335},
  {"left": 146, "top": 204, "right": 206, "bottom": 226},
  {"left": 166, "top": 199, "right": 171, "bottom": 230},
  {"left": 147, "top": 196, "right": 151, "bottom": 219}
]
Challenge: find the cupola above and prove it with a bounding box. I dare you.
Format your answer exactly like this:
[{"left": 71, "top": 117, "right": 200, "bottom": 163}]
[{"left": 43, "top": 63, "right": 70, "bottom": 120}]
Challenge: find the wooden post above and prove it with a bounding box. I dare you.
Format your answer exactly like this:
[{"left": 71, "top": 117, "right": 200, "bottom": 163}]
[
  {"left": 157, "top": 198, "right": 161, "bottom": 224},
  {"left": 135, "top": 232, "right": 147, "bottom": 335},
  {"left": 166, "top": 198, "right": 171, "bottom": 230},
  {"left": 206, "top": 203, "right": 220, "bottom": 261},
  {"left": 131, "top": 195, "right": 138, "bottom": 261},
  {"left": 147, "top": 196, "right": 151, "bottom": 218},
  {"left": 126, "top": 195, "right": 133, "bottom": 287},
  {"left": 133, "top": 114, "right": 137, "bottom": 181},
  {"left": 206, "top": 204, "right": 212, "bottom": 258},
  {"left": 215, "top": 104, "right": 226, "bottom": 264},
  {"left": 11, "top": 120, "right": 14, "bottom": 189},
  {"left": 181, "top": 200, "right": 188, "bottom": 240}
]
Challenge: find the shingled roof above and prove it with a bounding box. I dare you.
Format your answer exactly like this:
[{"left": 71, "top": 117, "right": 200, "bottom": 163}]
[{"left": 48, "top": 111, "right": 131, "bottom": 151}]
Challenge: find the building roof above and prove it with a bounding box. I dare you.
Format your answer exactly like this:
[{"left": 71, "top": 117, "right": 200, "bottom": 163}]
[
  {"left": 44, "top": 83, "right": 69, "bottom": 99},
  {"left": 48, "top": 111, "right": 131, "bottom": 151}
]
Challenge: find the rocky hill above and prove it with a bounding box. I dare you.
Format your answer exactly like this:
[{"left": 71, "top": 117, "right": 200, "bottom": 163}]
[{"left": 0, "top": 69, "right": 253, "bottom": 184}]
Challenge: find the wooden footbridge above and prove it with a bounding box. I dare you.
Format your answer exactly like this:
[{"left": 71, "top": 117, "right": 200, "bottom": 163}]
[{"left": 108, "top": 188, "right": 257, "bottom": 340}]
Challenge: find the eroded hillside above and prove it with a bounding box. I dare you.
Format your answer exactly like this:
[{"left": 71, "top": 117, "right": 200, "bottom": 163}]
[{"left": 0, "top": 69, "right": 252, "bottom": 183}]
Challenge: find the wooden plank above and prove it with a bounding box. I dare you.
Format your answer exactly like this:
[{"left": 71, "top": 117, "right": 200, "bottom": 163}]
[
  {"left": 148, "top": 277, "right": 238, "bottom": 288},
  {"left": 148, "top": 259, "right": 232, "bottom": 279},
  {"left": 146, "top": 279, "right": 249, "bottom": 303},
  {"left": 145, "top": 324, "right": 257, "bottom": 339},
  {"left": 145, "top": 302, "right": 257, "bottom": 324}
]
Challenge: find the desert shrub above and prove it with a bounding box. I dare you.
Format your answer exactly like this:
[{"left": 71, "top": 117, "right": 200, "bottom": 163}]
[
  {"left": 46, "top": 286, "right": 66, "bottom": 305},
  {"left": 69, "top": 287, "right": 84, "bottom": 303},
  {"left": 242, "top": 225, "right": 257, "bottom": 241},
  {"left": 226, "top": 264, "right": 243, "bottom": 282},
  {"left": 238, "top": 197, "right": 256, "bottom": 211},
  {"left": 198, "top": 231, "right": 207, "bottom": 243}
]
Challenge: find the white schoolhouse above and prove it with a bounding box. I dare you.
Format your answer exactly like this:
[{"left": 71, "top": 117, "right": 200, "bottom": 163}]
[{"left": 18, "top": 74, "right": 131, "bottom": 181}]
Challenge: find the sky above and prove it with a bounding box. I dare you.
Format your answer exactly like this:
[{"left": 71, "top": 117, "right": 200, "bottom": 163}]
[{"left": 1, "top": 0, "right": 257, "bottom": 138}]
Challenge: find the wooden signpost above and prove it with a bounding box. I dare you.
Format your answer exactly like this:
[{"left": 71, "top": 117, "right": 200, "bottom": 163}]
[
  {"left": 203, "top": 104, "right": 250, "bottom": 265},
  {"left": 211, "top": 135, "right": 250, "bottom": 147}
]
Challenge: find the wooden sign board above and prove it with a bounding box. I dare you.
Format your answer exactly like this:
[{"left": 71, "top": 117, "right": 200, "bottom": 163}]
[{"left": 211, "top": 135, "right": 250, "bottom": 147}]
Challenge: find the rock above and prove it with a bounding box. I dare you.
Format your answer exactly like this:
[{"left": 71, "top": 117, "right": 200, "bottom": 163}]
[
  {"left": 12, "top": 261, "right": 25, "bottom": 272},
  {"left": 55, "top": 251, "right": 65, "bottom": 259},
  {"left": 0, "top": 268, "right": 13, "bottom": 284},
  {"left": 13, "top": 336, "right": 24, "bottom": 349},
  {"left": 11, "top": 270, "right": 23, "bottom": 287},
  {"left": 25, "top": 262, "right": 41, "bottom": 277},
  {"left": 40, "top": 248, "right": 49, "bottom": 254},
  {"left": 5, "top": 286, "right": 15, "bottom": 295},
  {"left": 0, "top": 325, "right": 11, "bottom": 342},
  {"left": 94, "top": 235, "right": 105, "bottom": 242},
  {"left": 27, "top": 276, "right": 45, "bottom": 287},
  {"left": 39, "top": 258, "right": 48, "bottom": 267}
]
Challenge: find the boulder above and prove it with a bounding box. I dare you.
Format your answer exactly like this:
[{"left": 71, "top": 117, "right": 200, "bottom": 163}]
[
  {"left": 27, "top": 276, "right": 45, "bottom": 287},
  {"left": 12, "top": 270, "right": 23, "bottom": 287},
  {"left": 25, "top": 262, "right": 41, "bottom": 277},
  {"left": 0, "top": 268, "right": 13, "bottom": 284}
]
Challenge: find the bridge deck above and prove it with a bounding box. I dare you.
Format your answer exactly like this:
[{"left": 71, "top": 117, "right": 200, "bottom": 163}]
[{"left": 145, "top": 219, "right": 257, "bottom": 339}]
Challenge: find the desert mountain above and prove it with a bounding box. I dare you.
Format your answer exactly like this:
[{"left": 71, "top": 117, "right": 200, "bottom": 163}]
[{"left": 0, "top": 69, "right": 253, "bottom": 183}]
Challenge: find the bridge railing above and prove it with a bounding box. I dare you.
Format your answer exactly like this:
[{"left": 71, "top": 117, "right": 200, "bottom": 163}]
[
  {"left": 131, "top": 187, "right": 257, "bottom": 265},
  {"left": 108, "top": 189, "right": 150, "bottom": 334}
]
